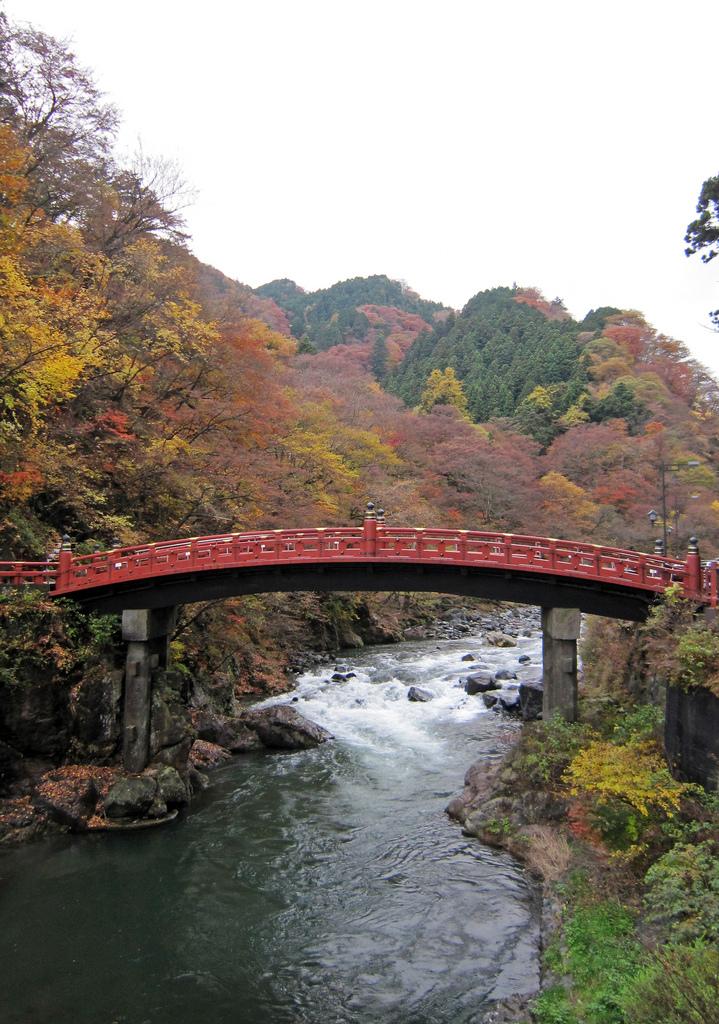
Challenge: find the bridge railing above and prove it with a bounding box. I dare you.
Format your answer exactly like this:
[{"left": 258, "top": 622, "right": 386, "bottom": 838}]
[
  {"left": 702, "top": 561, "right": 719, "bottom": 608},
  {"left": 376, "top": 528, "right": 687, "bottom": 592},
  {"left": 55, "top": 528, "right": 367, "bottom": 593},
  {"left": 0, "top": 525, "right": 707, "bottom": 603},
  {"left": 0, "top": 561, "right": 57, "bottom": 587}
]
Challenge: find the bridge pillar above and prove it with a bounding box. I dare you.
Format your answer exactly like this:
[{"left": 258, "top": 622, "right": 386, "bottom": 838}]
[
  {"left": 541, "top": 607, "right": 581, "bottom": 722},
  {"left": 122, "top": 607, "right": 176, "bottom": 773}
]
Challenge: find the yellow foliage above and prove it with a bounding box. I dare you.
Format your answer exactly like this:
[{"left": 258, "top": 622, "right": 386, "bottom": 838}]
[
  {"left": 419, "top": 367, "right": 470, "bottom": 417},
  {"left": 589, "top": 355, "right": 633, "bottom": 382},
  {"left": 276, "top": 398, "right": 402, "bottom": 516},
  {"left": 564, "top": 739, "right": 689, "bottom": 818},
  {"left": 0, "top": 234, "right": 106, "bottom": 422},
  {"left": 522, "top": 384, "right": 553, "bottom": 410},
  {"left": 539, "top": 471, "right": 600, "bottom": 534},
  {"left": 558, "top": 403, "right": 590, "bottom": 429},
  {"left": 240, "top": 317, "right": 297, "bottom": 358}
]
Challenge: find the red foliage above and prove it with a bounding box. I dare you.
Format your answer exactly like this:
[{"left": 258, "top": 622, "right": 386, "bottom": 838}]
[
  {"left": 359, "top": 304, "right": 432, "bottom": 364},
  {"left": 567, "top": 799, "right": 605, "bottom": 850},
  {"left": 514, "top": 288, "right": 570, "bottom": 321},
  {"left": 603, "top": 324, "right": 646, "bottom": 359},
  {"left": 93, "top": 409, "right": 135, "bottom": 440},
  {"left": 243, "top": 294, "right": 292, "bottom": 336}
]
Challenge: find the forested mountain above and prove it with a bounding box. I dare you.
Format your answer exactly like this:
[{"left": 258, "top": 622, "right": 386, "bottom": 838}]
[
  {"left": 390, "top": 287, "right": 591, "bottom": 423},
  {"left": 256, "top": 275, "right": 447, "bottom": 350}
]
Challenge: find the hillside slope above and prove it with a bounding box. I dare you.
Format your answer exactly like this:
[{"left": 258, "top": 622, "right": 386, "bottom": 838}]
[{"left": 256, "top": 275, "right": 448, "bottom": 350}]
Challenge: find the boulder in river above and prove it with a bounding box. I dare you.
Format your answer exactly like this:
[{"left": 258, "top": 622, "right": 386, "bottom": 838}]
[
  {"left": 331, "top": 671, "right": 357, "bottom": 682},
  {"left": 189, "top": 739, "right": 232, "bottom": 769},
  {"left": 464, "top": 673, "right": 499, "bottom": 695},
  {"left": 461, "top": 653, "right": 475, "bottom": 662},
  {"left": 36, "top": 771, "right": 99, "bottom": 830},
  {"left": 241, "top": 705, "right": 333, "bottom": 750},
  {"left": 518, "top": 654, "right": 531, "bottom": 664},
  {"left": 494, "top": 669, "right": 518, "bottom": 681},
  {"left": 104, "top": 776, "right": 157, "bottom": 820},
  {"left": 188, "top": 766, "right": 209, "bottom": 794},
  {"left": 498, "top": 691, "right": 521, "bottom": 714},
  {"left": 152, "top": 765, "right": 190, "bottom": 808},
  {"left": 485, "top": 632, "right": 517, "bottom": 648},
  {"left": 482, "top": 693, "right": 499, "bottom": 709},
  {"left": 192, "top": 709, "right": 262, "bottom": 753},
  {"left": 519, "top": 680, "right": 543, "bottom": 721},
  {"left": 407, "top": 686, "right": 434, "bottom": 703},
  {"left": 403, "top": 626, "right": 428, "bottom": 640}
]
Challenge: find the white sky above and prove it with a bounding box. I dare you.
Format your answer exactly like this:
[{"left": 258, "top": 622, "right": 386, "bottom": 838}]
[{"left": 5, "top": 0, "right": 719, "bottom": 373}]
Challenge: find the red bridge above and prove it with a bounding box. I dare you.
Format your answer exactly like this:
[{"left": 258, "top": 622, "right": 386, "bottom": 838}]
[
  {"left": 1, "top": 506, "right": 715, "bottom": 621},
  {"left": 4, "top": 505, "right": 716, "bottom": 771}
]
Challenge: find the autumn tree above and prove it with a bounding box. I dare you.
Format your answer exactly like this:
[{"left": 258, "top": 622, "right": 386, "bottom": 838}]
[
  {"left": 419, "top": 367, "right": 469, "bottom": 417},
  {"left": 514, "top": 385, "right": 560, "bottom": 447},
  {"left": 539, "top": 471, "right": 600, "bottom": 537},
  {"left": 82, "top": 152, "right": 192, "bottom": 255},
  {"left": 0, "top": 16, "right": 118, "bottom": 221}
]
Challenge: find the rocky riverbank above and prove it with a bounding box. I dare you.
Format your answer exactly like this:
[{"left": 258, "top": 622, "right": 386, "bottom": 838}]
[
  {"left": 446, "top": 733, "right": 571, "bottom": 1024},
  {"left": 0, "top": 597, "right": 539, "bottom": 845},
  {"left": 0, "top": 704, "right": 332, "bottom": 842},
  {"left": 447, "top": 685, "right": 719, "bottom": 1024}
]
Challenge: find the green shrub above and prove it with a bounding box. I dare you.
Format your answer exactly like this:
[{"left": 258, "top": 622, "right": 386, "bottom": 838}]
[
  {"left": 643, "top": 840, "right": 719, "bottom": 941},
  {"left": 610, "top": 704, "right": 663, "bottom": 744},
  {"left": 517, "top": 714, "right": 594, "bottom": 785},
  {"left": 620, "top": 942, "right": 719, "bottom": 1024},
  {"left": 674, "top": 626, "right": 719, "bottom": 695},
  {"left": 533, "top": 985, "right": 577, "bottom": 1024},
  {"left": 0, "top": 590, "right": 117, "bottom": 687}
]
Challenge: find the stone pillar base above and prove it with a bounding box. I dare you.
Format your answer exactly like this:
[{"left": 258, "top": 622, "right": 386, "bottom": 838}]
[
  {"left": 122, "top": 607, "right": 176, "bottom": 772},
  {"left": 541, "top": 607, "right": 580, "bottom": 723}
]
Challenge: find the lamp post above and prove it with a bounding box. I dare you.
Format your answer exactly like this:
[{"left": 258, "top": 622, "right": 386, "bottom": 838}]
[
  {"left": 647, "top": 508, "right": 661, "bottom": 554},
  {"left": 658, "top": 460, "right": 701, "bottom": 556}
]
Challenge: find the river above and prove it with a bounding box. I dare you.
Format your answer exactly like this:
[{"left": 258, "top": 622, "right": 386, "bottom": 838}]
[{"left": 0, "top": 629, "right": 542, "bottom": 1024}]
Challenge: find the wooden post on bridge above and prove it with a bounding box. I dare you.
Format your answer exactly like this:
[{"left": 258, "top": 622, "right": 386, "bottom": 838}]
[
  {"left": 541, "top": 607, "right": 581, "bottom": 722},
  {"left": 363, "top": 501, "right": 378, "bottom": 557},
  {"left": 122, "top": 607, "right": 176, "bottom": 772},
  {"left": 56, "top": 534, "right": 73, "bottom": 590},
  {"left": 684, "top": 536, "right": 701, "bottom": 601}
]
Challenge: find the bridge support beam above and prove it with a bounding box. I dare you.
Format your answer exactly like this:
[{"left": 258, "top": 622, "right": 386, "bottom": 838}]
[
  {"left": 541, "top": 607, "right": 581, "bottom": 722},
  {"left": 122, "top": 606, "right": 176, "bottom": 773}
]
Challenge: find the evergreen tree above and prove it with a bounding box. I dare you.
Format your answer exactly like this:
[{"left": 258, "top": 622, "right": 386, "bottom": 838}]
[
  {"left": 588, "top": 381, "right": 646, "bottom": 433},
  {"left": 685, "top": 173, "right": 719, "bottom": 328},
  {"left": 371, "top": 335, "right": 389, "bottom": 381}
]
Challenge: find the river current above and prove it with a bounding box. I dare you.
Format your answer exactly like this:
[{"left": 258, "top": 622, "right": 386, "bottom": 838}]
[{"left": 0, "top": 630, "right": 542, "bottom": 1024}]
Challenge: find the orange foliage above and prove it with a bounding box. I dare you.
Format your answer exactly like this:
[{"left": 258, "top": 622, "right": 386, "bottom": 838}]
[
  {"left": 359, "top": 304, "right": 432, "bottom": 365},
  {"left": 604, "top": 324, "right": 646, "bottom": 358},
  {"left": 514, "top": 287, "right": 570, "bottom": 321}
]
